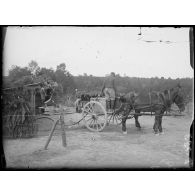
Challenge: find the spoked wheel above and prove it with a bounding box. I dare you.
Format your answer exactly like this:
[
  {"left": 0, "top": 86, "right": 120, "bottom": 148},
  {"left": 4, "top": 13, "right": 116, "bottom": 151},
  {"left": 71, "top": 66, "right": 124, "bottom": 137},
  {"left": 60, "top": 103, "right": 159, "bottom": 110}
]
[
  {"left": 82, "top": 101, "right": 107, "bottom": 132},
  {"left": 107, "top": 112, "right": 123, "bottom": 125}
]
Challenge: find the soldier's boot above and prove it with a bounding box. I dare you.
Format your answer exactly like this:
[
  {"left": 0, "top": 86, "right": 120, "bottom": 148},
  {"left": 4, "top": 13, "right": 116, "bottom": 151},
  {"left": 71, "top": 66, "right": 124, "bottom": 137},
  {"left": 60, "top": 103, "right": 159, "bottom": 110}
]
[
  {"left": 110, "top": 100, "right": 115, "bottom": 111},
  {"left": 106, "top": 100, "right": 110, "bottom": 111}
]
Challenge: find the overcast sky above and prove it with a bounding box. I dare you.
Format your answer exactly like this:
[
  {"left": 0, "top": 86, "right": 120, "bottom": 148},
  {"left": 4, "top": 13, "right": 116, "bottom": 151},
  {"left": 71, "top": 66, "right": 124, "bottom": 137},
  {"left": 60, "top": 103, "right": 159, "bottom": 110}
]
[{"left": 3, "top": 26, "right": 193, "bottom": 78}]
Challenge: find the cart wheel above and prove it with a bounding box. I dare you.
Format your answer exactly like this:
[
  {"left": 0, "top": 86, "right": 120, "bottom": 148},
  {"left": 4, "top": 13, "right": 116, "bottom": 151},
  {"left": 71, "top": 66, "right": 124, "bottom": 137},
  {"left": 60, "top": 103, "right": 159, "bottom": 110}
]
[
  {"left": 107, "top": 112, "right": 123, "bottom": 125},
  {"left": 82, "top": 101, "right": 107, "bottom": 132}
]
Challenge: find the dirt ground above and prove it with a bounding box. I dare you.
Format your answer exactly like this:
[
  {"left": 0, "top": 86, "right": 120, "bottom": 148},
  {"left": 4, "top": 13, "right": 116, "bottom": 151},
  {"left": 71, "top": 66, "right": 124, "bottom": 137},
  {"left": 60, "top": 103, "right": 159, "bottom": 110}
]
[{"left": 3, "top": 105, "right": 193, "bottom": 169}]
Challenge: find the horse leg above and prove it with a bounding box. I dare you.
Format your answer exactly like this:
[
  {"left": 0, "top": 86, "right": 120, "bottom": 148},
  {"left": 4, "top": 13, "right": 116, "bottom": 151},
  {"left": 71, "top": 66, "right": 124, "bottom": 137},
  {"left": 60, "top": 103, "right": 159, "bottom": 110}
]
[
  {"left": 158, "top": 114, "right": 164, "bottom": 133},
  {"left": 122, "top": 117, "right": 127, "bottom": 132},
  {"left": 134, "top": 110, "right": 141, "bottom": 129},
  {"left": 158, "top": 117, "right": 162, "bottom": 133},
  {"left": 121, "top": 105, "right": 131, "bottom": 133},
  {"left": 153, "top": 114, "right": 159, "bottom": 134}
]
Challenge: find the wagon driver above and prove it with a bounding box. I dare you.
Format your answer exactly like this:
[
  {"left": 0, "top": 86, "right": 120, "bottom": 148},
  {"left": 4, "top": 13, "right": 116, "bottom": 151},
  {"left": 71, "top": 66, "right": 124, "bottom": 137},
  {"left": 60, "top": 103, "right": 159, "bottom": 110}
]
[{"left": 101, "top": 72, "right": 117, "bottom": 111}]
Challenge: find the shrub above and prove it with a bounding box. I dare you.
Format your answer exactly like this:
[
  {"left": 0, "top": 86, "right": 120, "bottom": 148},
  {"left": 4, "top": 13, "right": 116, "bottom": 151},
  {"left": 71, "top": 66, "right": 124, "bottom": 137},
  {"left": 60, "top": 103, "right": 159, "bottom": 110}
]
[{"left": 3, "top": 89, "right": 38, "bottom": 138}]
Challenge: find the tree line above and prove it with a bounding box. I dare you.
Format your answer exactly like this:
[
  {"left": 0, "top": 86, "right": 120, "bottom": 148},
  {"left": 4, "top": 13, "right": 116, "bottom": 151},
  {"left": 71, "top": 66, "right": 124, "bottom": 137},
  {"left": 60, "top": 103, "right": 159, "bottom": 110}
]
[
  {"left": 3, "top": 62, "right": 193, "bottom": 101},
  {"left": 74, "top": 74, "right": 193, "bottom": 102}
]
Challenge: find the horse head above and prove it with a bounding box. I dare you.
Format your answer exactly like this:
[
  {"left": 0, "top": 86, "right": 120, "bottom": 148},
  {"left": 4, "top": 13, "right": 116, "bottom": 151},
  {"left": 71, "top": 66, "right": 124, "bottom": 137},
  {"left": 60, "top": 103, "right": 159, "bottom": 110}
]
[{"left": 170, "top": 85, "right": 185, "bottom": 112}]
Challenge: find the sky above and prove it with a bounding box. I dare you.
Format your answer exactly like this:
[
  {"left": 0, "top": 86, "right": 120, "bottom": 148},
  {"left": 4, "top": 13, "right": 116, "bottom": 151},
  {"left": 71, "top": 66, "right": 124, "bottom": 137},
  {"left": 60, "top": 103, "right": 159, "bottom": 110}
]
[{"left": 3, "top": 26, "right": 194, "bottom": 78}]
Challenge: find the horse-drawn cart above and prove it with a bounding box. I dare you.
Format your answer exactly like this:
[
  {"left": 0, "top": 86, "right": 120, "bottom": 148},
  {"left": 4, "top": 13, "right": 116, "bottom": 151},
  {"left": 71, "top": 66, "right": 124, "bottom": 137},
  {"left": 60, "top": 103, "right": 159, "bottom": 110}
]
[{"left": 74, "top": 86, "right": 186, "bottom": 133}]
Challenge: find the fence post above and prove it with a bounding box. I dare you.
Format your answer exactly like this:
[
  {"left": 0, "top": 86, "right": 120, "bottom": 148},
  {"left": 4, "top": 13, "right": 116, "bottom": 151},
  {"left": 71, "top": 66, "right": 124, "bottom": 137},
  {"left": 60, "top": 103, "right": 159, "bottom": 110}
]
[{"left": 44, "top": 119, "right": 59, "bottom": 150}]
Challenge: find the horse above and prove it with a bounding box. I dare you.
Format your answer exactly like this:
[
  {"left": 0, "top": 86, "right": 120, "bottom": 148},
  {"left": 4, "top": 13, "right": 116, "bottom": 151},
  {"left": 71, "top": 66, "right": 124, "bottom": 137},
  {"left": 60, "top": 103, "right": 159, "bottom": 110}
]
[{"left": 115, "top": 85, "right": 185, "bottom": 134}]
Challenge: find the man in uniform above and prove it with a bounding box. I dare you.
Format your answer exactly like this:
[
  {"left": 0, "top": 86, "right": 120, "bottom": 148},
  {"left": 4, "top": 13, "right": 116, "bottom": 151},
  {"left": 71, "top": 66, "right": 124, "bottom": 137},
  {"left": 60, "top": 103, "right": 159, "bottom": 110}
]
[
  {"left": 40, "top": 83, "right": 46, "bottom": 104},
  {"left": 101, "top": 72, "right": 117, "bottom": 111}
]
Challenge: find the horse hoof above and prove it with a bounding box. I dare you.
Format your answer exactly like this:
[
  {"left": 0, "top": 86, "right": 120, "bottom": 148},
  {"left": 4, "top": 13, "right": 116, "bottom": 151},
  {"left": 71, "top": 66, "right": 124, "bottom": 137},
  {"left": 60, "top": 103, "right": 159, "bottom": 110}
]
[
  {"left": 159, "top": 132, "right": 164, "bottom": 135},
  {"left": 154, "top": 131, "right": 159, "bottom": 135},
  {"left": 122, "top": 131, "right": 127, "bottom": 135},
  {"left": 136, "top": 124, "right": 141, "bottom": 128}
]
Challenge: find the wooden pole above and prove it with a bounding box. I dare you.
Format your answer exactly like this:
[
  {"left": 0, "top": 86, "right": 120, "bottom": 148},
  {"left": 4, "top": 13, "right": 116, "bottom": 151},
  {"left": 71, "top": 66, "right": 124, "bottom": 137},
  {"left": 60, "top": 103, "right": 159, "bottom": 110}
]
[
  {"left": 30, "top": 89, "right": 36, "bottom": 115},
  {"left": 33, "top": 89, "right": 36, "bottom": 115},
  {"left": 44, "top": 119, "right": 59, "bottom": 150},
  {"left": 44, "top": 106, "right": 67, "bottom": 149}
]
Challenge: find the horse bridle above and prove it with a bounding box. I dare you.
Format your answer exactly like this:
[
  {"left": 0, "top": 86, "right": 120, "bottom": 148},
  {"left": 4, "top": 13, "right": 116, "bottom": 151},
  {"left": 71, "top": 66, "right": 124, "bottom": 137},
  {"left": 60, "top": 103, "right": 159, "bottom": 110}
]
[{"left": 169, "top": 89, "right": 186, "bottom": 109}]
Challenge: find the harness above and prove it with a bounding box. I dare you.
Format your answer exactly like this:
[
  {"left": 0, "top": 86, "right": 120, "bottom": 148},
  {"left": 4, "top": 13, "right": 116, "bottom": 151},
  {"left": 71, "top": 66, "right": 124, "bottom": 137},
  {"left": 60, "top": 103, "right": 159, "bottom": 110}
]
[
  {"left": 144, "top": 90, "right": 184, "bottom": 114},
  {"left": 149, "top": 91, "right": 171, "bottom": 114},
  {"left": 116, "top": 88, "right": 185, "bottom": 118}
]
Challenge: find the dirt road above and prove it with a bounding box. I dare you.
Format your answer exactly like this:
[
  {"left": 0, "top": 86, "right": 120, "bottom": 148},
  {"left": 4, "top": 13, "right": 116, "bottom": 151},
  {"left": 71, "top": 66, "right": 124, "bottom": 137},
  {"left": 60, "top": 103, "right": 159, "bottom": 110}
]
[{"left": 3, "top": 109, "right": 193, "bottom": 169}]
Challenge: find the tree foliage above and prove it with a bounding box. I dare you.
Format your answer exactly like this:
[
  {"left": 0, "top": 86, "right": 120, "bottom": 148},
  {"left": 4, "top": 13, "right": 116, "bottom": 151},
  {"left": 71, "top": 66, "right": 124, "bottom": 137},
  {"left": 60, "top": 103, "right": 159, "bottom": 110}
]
[
  {"left": 8, "top": 65, "right": 31, "bottom": 83},
  {"left": 55, "top": 63, "right": 76, "bottom": 94},
  {"left": 38, "top": 67, "right": 56, "bottom": 81},
  {"left": 4, "top": 63, "right": 193, "bottom": 102},
  {"left": 28, "top": 60, "right": 40, "bottom": 76},
  {"left": 73, "top": 74, "right": 193, "bottom": 102},
  {"left": 5, "top": 61, "right": 76, "bottom": 95},
  {"left": 56, "top": 63, "right": 66, "bottom": 73},
  {"left": 3, "top": 88, "right": 38, "bottom": 138}
]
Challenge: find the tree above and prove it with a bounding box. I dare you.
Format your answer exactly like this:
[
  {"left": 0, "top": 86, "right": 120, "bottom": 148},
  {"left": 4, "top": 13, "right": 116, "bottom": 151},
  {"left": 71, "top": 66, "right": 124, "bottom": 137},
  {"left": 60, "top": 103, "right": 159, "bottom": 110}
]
[
  {"left": 8, "top": 65, "right": 31, "bottom": 82},
  {"left": 110, "top": 72, "right": 115, "bottom": 76},
  {"left": 3, "top": 76, "right": 12, "bottom": 88},
  {"left": 28, "top": 60, "right": 40, "bottom": 76},
  {"left": 55, "top": 63, "right": 76, "bottom": 94},
  {"left": 38, "top": 67, "right": 56, "bottom": 81},
  {"left": 56, "top": 63, "right": 66, "bottom": 74}
]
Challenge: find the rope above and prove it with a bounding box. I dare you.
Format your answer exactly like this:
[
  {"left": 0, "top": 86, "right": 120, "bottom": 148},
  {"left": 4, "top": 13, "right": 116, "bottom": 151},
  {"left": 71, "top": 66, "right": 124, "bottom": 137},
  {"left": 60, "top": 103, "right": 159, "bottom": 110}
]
[
  {"left": 62, "top": 114, "right": 87, "bottom": 127},
  {"left": 4, "top": 112, "right": 88, "bottom": 128}
]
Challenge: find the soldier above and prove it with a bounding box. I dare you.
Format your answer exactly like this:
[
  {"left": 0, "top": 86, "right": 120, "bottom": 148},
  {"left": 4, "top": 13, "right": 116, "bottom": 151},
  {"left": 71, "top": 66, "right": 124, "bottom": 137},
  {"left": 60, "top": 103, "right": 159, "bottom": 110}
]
[
  {"left": 101, "top": 72, "right": 117, "bottom": 111},
  {"left": 40, "top": 83, "right": 46, "bottom": 104}
]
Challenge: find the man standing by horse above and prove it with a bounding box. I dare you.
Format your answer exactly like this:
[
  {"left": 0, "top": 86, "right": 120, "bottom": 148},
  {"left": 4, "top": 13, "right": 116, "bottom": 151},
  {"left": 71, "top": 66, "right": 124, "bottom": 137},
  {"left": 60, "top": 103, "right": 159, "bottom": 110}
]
[{"left": 101, "top": 72, "right": 117, "bottom": 112}]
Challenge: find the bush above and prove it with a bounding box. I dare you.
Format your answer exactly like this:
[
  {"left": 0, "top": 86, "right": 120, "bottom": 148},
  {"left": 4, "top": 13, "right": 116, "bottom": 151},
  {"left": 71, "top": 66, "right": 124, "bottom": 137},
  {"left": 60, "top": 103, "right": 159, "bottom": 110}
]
[{"left": 3, "top": 89, "right": 38, "bottom": 139}]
